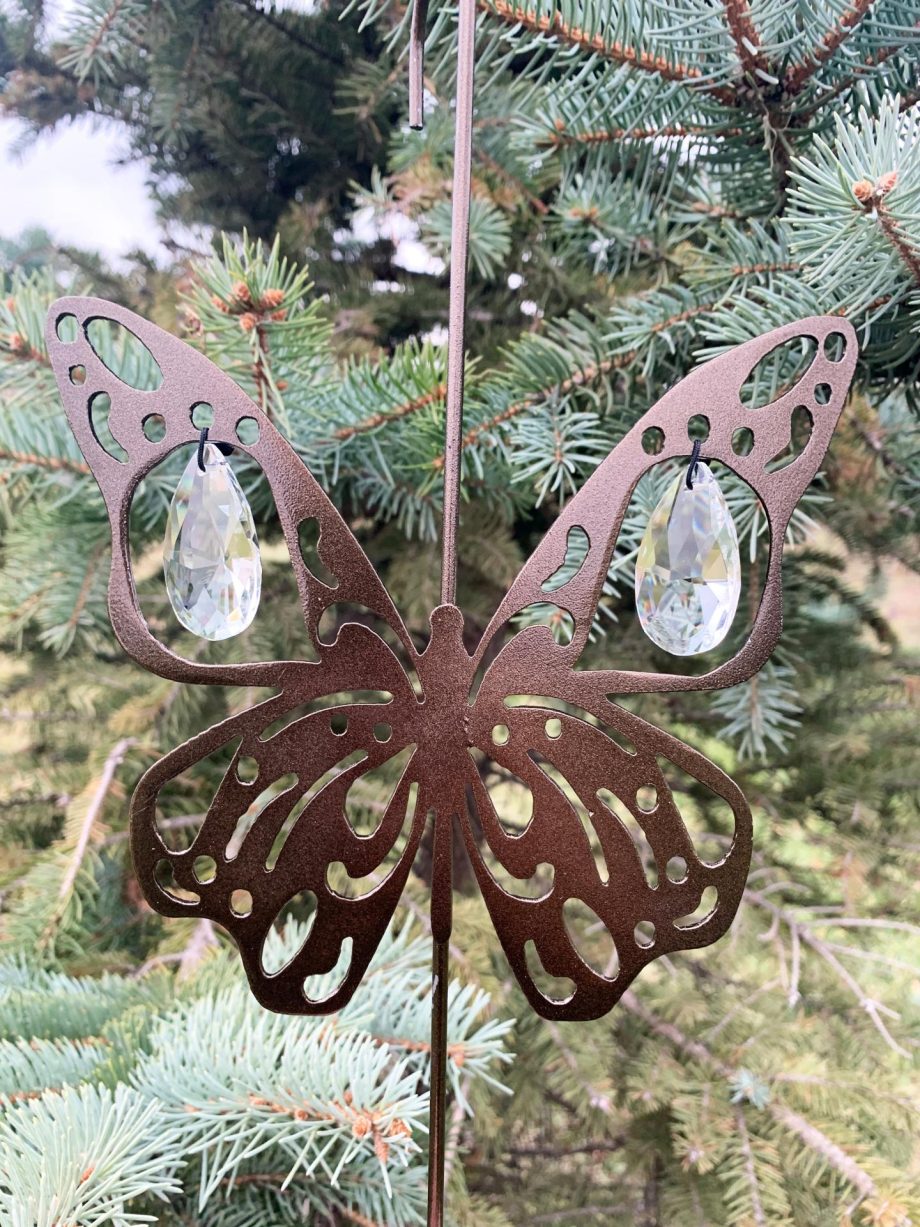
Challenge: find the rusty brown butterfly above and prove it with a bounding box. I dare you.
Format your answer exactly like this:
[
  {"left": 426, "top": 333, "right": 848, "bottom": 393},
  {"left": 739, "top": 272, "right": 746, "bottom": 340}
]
[{"left": 48, "top": 296, "right": 856, "bottom": 1021}]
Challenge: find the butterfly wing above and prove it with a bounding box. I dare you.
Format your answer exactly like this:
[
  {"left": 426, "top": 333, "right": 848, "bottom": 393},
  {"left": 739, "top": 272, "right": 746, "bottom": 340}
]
[
  {"left": 462, "top": 316, "right": 856, "bottom": 1018},
  {"left": 46, "top": 296, "right": 418, "bottom": 686},
  {"left": 131, "top": 657, "right": 428, "bottom": 1014},
  {"left": 462, "top": 696, "right": 751, "bottom": 1020},
  {"left": 48, "top": 296, "right": 427, "bottom": 1013}
]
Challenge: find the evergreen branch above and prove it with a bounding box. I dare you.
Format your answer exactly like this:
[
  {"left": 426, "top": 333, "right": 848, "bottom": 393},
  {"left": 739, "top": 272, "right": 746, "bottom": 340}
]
[
  {"left": 796, "top": 28, "right": 920, "bottom": 116},
  {"left": 721, "top": 0, "right": 766, "bottom": 79},
  {"left": 342, "top": 1208, "right": 384, "bottom": 1227},
  {"left": 66, "top": 541, "right": 106, "bottom": 639},
  {"left": 56, "top": 0, "right": 147, "bottom": 83},
  {"left": 0, "top": 447, "right": 89, "bottom": 475},
  {"left": 0, "top": 964, "right": 166, "bottom": 1042},
  {"left": 0, "top": 1084, "right": 182, "bottom": 1223},
  {"left": 81, "top": 0, "right": 129, "bottom": 65},
  {"left": 732, "top": 1107, "right": 767, "bottom": 1226},
  {"left": 2, "top": 336, "right": 50, "bottom": 367},
  {"left": 42, "top": 738, "right": 134, "bottom": 948},
  {"left": 803, "top": 918, "right": 920, "bottom": 936},
  {"left": 767, "top": 1104, "right": 878, "bottom": 1203},
  {"left": 474, "top": 146, "right": 549, "bottom": 215},
  {"left": 854, "top": 182, "right": 920, "bottom": 287},
  {"left": 245, "top": 1088, "right": 415, "bottom": 1146},
  {"left": 332, "top": 384, "right": 447, "bottom": 440},
  {"left": 432, "top": 355, "right": 620, "bottom": 468},
  {"left": 538, "top": 122, "right": 745, "bottom": 148},
  {"left": 784, "top": 0, "right": 878, "bottom": 94},
  {"left": 745, "top": 889, "right": 911, "bottom": 1058},
  {"left": 477, "top": 0, "right": 736, "bottom": 103},
  {"left": 177, "top": 917, "right": 218, "bottom": 981},
  {"left": 0, "top": 1035, "right": 107, "bottom": 1105},
  {"left": 443, "top": 1074, "right": 470, "bottom": 1187},
  {"left": 432, "top": 296, "right": 716, "bottom": 469},
  {"left": 689, "top": 201, "right": 746, "bottom": 219},
  {"left": 620, "top": 990, "right": 879, "bottom": 1201},
  {"left": 728, "top": 261, "right": 800, "bottom": 276},
  {"left": 544, "top": 1021, "right": 615, "bottom": 1116},
  {"left": 227, "top": 0, "right": 347, "bottom": 67}
]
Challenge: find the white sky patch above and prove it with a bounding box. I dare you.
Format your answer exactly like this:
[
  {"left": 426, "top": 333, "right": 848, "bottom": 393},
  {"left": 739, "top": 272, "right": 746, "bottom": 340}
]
[
  {"left": 0, "top": 117, "right": 161, "bottom": 263},
  {"left": 255, "top": 0, "right": 320, "bottom": 11},
  {"left": 394, "top": 238, "right": 445, "bottom": 276}
]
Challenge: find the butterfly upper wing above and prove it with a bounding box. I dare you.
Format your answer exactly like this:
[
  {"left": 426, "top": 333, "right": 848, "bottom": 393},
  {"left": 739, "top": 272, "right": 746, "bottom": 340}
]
[
  {"left": 462, "top": 317, "right": 856, "bottom": 1019},
  {"left": 473, "top": 315, "right": 857, "bottom": 696},
  {"left": 46, "top": 295, "right": 418, "bottom": 685},
  {"left": 48, "top": 296, "right": 427, "bottom": 1013}
]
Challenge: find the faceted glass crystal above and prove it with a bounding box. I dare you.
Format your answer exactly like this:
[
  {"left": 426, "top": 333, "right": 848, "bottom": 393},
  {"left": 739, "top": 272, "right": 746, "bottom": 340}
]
[
  {"left": 634, "top": 461, "right": 741, "bottom": 656},
  {"left": 163, "top": 444, "right": 261, "bottom": 640}
]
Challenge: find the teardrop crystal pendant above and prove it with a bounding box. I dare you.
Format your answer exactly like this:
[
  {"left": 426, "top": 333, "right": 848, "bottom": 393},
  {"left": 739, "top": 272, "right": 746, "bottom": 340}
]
[
  {"left": 634, "top": 461, "right": 741, "bottom": 656},
  {"left": 163, "top": 443, "right": 261, "bottom": 640}
]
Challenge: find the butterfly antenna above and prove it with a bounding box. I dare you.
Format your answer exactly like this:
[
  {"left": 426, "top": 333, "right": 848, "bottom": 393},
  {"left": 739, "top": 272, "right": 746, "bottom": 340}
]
[{"left": 426, "top": 2, "right": 477, "bottom": 1223}]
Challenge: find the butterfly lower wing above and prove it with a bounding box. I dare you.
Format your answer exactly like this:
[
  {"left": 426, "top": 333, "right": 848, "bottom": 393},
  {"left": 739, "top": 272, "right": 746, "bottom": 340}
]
[
  {"left": 46, "top": 296, "right": 417, "bottom": 686},
  {"left": 461, "top": 697, "right": 751, "bottom": 1020},
  {"left": 132, "top": 642, "right": 426, "bottom": 1014}
]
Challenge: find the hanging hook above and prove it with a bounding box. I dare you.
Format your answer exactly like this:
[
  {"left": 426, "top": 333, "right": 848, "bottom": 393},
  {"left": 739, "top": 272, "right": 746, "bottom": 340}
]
[
  {"left": 197, "top": 426, "right": 234, "bottom": 473},
  {"left": 685, "top": 437, "right": 703, "bottom": 490},
  {"left": 409, "top": 0, "right": 429, "bottom": 130}
]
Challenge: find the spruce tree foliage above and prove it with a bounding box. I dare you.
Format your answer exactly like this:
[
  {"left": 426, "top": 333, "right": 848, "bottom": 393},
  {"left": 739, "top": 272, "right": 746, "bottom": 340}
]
[
  {"left": 0, "top": 925, "right": 512, "bottom": 1226},
  {"left": 1, "top": 0, "right": 919, "bottom": 1224}
]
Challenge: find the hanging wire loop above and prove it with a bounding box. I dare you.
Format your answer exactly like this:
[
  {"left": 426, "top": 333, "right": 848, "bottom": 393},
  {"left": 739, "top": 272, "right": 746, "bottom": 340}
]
[
  {"left": 685, "top": 437, "right": 704, "bottom": 490},
  {"left": 197, "top": 426, "right": 234, "bottom": 472}
]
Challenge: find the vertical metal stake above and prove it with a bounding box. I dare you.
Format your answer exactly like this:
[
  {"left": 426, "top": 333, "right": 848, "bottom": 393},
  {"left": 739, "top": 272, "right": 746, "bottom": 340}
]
[
  {"left": 428, "top": 0, "right": 477, "bottom": 1222},
  {"left": 426, "top": 938, "right": 450, "bottom": 1223}
]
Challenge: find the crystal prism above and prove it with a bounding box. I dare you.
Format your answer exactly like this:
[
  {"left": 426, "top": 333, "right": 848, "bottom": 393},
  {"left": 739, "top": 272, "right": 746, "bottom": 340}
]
[
  {"left": 163, "top": 443, "right": 261, "bottom": 640},
  {"left": 634, "top": 461, "right": 741, "bottom": 656}
]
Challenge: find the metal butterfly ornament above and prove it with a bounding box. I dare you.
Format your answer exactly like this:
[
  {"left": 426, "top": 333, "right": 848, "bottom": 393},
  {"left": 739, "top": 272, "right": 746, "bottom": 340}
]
[
  {"left": 48, "top": 298, "right": 856, "bottom": 1020},
  {"left": 47, "top": 3, "right": 856, "bottom": 1219}
]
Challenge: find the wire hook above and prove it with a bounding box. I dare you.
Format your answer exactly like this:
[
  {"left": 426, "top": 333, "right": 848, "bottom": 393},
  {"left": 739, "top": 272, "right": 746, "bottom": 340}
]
[
  {"left": 685, "top": 437, "right": 703, "bottom": 490},
  {"left": 197, "top": 426, "right": 234, "bottom": 473}
]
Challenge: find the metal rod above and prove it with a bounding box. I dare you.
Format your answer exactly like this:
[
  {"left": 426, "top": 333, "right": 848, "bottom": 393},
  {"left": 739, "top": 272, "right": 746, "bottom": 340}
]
[
  {"left": 439, "top": 0, "right": 476, "bottom": 610},
  {"left": 426, "top": 937, "right": 450, "bottom": 1224},
  {"left": 428, "top": 2, "right": 476, "bottom": 1223},
  {"left": 409, "top": 0, "right": 429, "bottom": 130}
]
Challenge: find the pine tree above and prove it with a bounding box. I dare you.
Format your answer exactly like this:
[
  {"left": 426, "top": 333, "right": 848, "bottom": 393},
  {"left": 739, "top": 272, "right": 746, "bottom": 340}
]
[{"left": 1, "top": 1, "right": 919, "bottom": 1224}]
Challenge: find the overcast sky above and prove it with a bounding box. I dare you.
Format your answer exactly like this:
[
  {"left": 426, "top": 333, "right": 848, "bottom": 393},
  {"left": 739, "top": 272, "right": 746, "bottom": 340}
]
[
  {"left": 0, "top": 0, "right": 314, "bottom": 262},
  {"left": 0, "top": 116, "right": 161, "bottom": 260},
  {"left": 0, "top": 0, "right": 160, "bottom": 261}
]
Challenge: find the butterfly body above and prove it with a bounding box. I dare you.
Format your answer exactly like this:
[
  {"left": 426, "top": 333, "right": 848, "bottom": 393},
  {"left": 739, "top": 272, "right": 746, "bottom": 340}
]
[{"left": 48, "top": 296, "right": 857, "bottom": 1021}]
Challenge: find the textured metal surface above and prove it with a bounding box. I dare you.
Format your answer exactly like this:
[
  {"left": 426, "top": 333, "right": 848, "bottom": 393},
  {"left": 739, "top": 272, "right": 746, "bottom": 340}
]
[
  {"left": 426, "top": 4, "right": 477, "bottom": 1218},
  {"left": 48, "top": 298, "right": 856, "bottom": 1023}
]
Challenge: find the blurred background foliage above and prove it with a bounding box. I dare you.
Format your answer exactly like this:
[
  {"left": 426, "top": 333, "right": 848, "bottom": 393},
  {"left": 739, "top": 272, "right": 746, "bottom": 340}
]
[{"left": 0, "top": 0, "right": 919, "bottom": 1224}]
